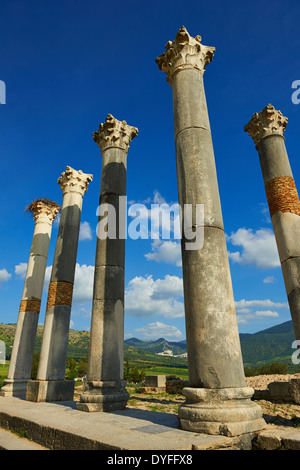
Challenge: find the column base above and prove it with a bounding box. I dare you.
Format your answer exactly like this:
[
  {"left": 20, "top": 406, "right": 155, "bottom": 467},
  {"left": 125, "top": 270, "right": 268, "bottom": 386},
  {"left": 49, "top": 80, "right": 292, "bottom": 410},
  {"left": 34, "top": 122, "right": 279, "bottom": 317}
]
[
  {"left": 0, "top": 379, "right": 28, "bottom": 398},
  {"left": 25, "top": 379, "right": 74, "bottom": 402},
  {"left": 76, "top": 379, "right": 129, "bottom": 412},
  {"left": 178, "top": 386, "right": 266, "bottom": 437}
]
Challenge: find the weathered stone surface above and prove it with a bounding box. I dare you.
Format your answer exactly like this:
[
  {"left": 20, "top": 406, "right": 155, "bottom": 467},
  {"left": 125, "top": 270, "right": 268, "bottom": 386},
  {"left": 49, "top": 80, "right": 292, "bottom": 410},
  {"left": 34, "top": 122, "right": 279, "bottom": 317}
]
[
  {"left": 27, "top": 167, "right": 92, "bottom": 403},
  {"left": 244, "top": 103, "right": 288, "bottom": 148},
  {"left": 87, "top": 298, "right": 124, "bottom": 382},
  {"left": 245, "top": 105, "right": 300, "bottom": 342},
  {"left": 26, "top": 379, "right": 74, "bottom": 402},
  {"left": 289, "top": 378, "right": 300, "bottom": 404},
  {"left": 0, "top": 199, "right": 59, "bottom": 397},
  {"left": 78, "top": 116, "right": 137, "bottom": 412},
  {"left": 182, "top": 226, "right": 245, "bottom": 389},
  {"left": 178, "top": 387, "right": 265, "bottom": 436},
  {"left": 157, "top": 26, "right": 264, "bottom": 436},
  {"left": 145, "top": 375, "right": 166, "bottom": 388},
  {"left": 268, "top": 381, "right": 291, "bottom": 402}
]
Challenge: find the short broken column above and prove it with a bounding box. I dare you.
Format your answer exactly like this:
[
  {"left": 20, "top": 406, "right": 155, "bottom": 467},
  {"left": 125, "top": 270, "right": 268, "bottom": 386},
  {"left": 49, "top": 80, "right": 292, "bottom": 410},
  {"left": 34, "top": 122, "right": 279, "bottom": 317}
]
[
  {"left": 0, "top": 199, "right": 60, "bottom": 397},
  {"left": 156, "top": 26, "right": 265, "bottom": 435},
  {"left": 77, "top": 114, "right": 138, "bottom": 412},
  {"left": 26, "top": 166, "right": 93, "bottom": 402},
  {"left": 245, "top": 104, "right": 300, "bottom": 341}
]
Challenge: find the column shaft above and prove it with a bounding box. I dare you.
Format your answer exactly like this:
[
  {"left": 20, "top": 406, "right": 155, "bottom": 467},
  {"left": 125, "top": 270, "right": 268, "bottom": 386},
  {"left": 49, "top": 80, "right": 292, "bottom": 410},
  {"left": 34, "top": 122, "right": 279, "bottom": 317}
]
[
  {"left": 245, "top": 105, "right": 300, "bottom": 341},
  {"left": 0, "top": 200, "right": 59, "bottom": 397},
  {"left": 77, "top": 114, "right": 138, "bottom": 412},
  {"left": 26, "top": 167, "right": 92, "bottom": 402},
  {"left": 156, "top": 26, "right": 265, "bottom": 436}
]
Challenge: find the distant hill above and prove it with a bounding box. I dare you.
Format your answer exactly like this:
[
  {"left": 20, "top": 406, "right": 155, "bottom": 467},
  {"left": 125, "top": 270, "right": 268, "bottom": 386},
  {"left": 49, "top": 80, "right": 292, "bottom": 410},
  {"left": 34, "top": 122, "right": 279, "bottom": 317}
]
[
  {"left": 124, "top": 337, "right": 187, "bottom": 356},
  {"left": 125, "top": 321, "right": 298, "bottom": 372},
  {"left": 0, "top": 320, "right": 299, "bottom": 372}
]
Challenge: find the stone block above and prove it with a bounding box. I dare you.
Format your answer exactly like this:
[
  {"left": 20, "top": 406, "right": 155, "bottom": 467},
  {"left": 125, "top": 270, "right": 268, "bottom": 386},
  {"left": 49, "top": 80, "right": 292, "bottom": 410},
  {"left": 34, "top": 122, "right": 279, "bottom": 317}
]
[
  {"left": 288, "top": 378, "right": 300, "bottom": 404},
  {"left": 145, "top": 375, "right": 166, "bottom": 388},
  {"left": 268, "top": 381, "right": 291, "bottom": 401},
  {"left": 26, "top": 379, "right": 74, "bottom": 402}
]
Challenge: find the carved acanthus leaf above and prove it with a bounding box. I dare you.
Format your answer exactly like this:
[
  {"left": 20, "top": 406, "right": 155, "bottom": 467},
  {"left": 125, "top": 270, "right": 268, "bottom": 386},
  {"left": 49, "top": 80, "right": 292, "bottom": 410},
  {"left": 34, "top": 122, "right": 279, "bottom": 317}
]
[
  {"left": 244, "top": 104, "right": 288, "bottom": 146},
  {"left": 58, "top": 166, "right": 93, "bottom": 196},
  {"left": 156, "top": 26, "right": 215, "bottom": 84},
  {"left": 93, "top": 114, "right": 138, "bottom": 152}
]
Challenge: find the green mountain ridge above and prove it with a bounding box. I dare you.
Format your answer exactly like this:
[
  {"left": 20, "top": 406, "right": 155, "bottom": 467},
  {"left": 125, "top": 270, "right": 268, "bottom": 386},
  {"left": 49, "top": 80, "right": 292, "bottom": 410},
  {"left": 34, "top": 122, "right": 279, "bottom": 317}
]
[{"left": 0, "top": 320, "right": 299, "bottom": 372}]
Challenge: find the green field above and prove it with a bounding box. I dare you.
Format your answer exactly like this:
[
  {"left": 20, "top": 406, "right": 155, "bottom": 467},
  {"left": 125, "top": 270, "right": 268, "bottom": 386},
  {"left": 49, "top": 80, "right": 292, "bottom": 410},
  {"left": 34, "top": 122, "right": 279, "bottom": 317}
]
[{"left": 0, "top": 363, "right": 9, "bottom": 387}]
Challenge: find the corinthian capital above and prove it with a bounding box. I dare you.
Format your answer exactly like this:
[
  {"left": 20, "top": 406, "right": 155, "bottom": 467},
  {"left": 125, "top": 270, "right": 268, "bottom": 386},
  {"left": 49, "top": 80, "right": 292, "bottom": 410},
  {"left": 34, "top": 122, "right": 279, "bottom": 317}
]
[
  {"left": 58, "top": 166, "right": 93, "bottom": 197},
  {"left": 244, "top": 104, "right": 288, "bottom": 146},
  {"left": 156, "top": 26, "right": 215, "bottom": 84},
  {"left": 93, "top": 114, "right": 138, "bottom": 153},
  {"left": 26, "top": 199, "right": 60, "bottom": 223}
]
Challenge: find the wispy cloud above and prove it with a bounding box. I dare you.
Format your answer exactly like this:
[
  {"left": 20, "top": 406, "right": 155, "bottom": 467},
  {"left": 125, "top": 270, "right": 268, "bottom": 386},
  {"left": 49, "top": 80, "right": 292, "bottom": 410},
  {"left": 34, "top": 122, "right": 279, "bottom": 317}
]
[
  {"left": 15, "top": 262, "right": 28, "bottom": 279},
  {"left": 227, "top": 228, "right": 280, "bottom": 269},
  {"left": 135, "top": 321, "right": 183, "bottom": 341},
  {"left": 79, "top": 221, "right": 92, "bottom": 241},
  {"left": 145, "top": 240, "right": 182, "bottom": 266},
  {"left": 0, "top": 268, "right": 11, "bottom": 285},
  {"left": 235, "top": 298, "right": 288, "bottom": 325},
  {"left": 125, "top": 274, "right": 184, "bottom": 319}
]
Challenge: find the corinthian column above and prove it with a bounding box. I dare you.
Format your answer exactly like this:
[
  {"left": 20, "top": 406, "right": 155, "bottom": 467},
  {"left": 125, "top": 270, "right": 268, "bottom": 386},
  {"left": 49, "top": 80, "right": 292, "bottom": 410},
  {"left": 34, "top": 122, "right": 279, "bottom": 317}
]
[
  {"left": 245, "top": 104, "right": 300, "bottom": 341},
  {"left": 26, "top": 166, "right": 93, "bottom": 402},
  {"left": 0, "top": 200, "right": 60, "bottom": 397},
  {"left": 77, "top": 114, "right": 138, "bottom": 412},
  {"left": 156, "top": 26, "right": 265, "bottom": 436}
]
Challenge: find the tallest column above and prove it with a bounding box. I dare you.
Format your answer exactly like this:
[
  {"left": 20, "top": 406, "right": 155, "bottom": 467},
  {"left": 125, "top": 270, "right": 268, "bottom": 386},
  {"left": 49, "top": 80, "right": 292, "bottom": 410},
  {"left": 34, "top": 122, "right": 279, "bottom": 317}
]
[{"left": 156, "top": 27, "right": 265, "bottom": 436}]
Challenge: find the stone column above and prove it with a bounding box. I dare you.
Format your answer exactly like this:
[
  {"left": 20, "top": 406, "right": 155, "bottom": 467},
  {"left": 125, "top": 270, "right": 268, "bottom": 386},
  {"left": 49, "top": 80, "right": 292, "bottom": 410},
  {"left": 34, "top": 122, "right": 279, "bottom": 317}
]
[
  {"left": 26, "top": 166, "right": 93, "bottom": 402},
  {"left": 245, "top": 104, "right": 300, "bottom": 341},
  {"left": 156, "top": 26, "right": 265, "bottom": 435},
  {"left": 77, "top": 114, "right": 138, "bottom": 412},
  {"left": 0, "top": 200, "right": 60, "bottom": 397}
]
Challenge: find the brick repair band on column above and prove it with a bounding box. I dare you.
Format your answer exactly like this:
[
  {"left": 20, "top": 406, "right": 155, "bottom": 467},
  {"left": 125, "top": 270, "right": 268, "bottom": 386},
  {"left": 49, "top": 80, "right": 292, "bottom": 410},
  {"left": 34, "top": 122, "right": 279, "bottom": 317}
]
[
  {"left": 265, "top": 176, "right": 300, "bottom": 218},
  {"left": 46, "top": 281, "right": 74, "bottom": 310},
  {"left": 19, "top": 299, "right": 41, "bottom": 314}
]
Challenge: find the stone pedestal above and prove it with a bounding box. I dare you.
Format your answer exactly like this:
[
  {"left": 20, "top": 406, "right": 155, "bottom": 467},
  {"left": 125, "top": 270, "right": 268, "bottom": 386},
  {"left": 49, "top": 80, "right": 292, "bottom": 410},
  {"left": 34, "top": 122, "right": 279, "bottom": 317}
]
[
  {"left": 156, "top": 26, "right": 265, "bottom": 435},
  {"left": 0, "top": 199, "right": 60, "bottom": 398},
  {"left": 245, "top": 104, "right": 300, "bottom": 342},
  {"left": 77, "top": 115, "right": 138, "bottom": 412},
  {"left": 26, "top": 167, "right": 92, "bottom": 402}
]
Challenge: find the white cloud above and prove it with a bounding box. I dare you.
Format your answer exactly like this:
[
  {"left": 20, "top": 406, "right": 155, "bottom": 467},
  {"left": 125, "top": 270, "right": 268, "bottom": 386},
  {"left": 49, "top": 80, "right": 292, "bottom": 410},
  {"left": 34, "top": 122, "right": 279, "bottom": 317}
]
[
  {"left": 44, "top": 263, "right": 94, "bottom": 304},
  {"left": 235, "top": 299, "right": 288, "bottom": 310},
  {"left": 15, "top": 262, "right": 28, "bottom": 279},
  {"left": 227, "top": 228, "right": 280, "bottom": 269},
  {"left": 73, "top": 263, "right": 94, "bottom": 302},
  {"left": 125, "top": 274, "right": 184, "bottom": 319},
  {"left": 135, "top": 321, "right": 183, "bottom": 341},
  {"left": 254, "top": 310, "right": 279, "bottom": 318},
  {"left": 0, "top": 268, "right": 11, "bottom": 285},
  {"left": 145, "top": 240, "right": 182, "bottom": 266},
  {"left": 79, "top": 221, "right": 92, "bottom": 241},
  {"left": 235, "top": 298, "right": 287, "bottom": 325},
  {"left": 263, "top": 276, "right": 277, "bottom": 284}
]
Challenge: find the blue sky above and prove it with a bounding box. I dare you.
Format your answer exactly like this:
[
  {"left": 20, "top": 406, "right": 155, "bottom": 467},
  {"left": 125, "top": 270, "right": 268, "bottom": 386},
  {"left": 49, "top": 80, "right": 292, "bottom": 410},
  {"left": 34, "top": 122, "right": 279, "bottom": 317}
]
[{"left": 0, "top": 0, "right": 300, "bottom": 341}]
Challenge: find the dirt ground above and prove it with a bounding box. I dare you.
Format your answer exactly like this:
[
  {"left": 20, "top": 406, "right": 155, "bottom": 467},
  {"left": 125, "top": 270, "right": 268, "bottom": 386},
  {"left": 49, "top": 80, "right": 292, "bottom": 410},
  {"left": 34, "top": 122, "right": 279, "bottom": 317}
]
[{"left": 74, "top": 374, "right": 300, "bottom": 429}]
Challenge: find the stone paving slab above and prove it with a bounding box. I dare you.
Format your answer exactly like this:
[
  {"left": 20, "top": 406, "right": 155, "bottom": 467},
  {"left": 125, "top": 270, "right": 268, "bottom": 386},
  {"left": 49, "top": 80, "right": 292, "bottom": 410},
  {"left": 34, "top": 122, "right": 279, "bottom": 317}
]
[
  {"left": 255, "top": 425, "right": 300, "bottom": 450},
  {"left": 0, "top": 397, "right": 237, "bottom": 450},
  {"left": 0, "top": 427, "right": 48, "bottom": 450}
]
